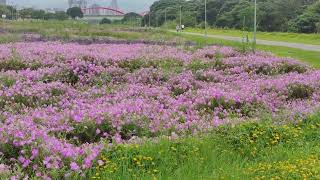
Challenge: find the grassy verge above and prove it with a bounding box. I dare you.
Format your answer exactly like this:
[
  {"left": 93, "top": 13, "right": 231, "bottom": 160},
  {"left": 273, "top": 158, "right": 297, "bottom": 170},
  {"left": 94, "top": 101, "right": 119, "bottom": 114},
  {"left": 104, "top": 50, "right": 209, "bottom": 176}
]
[
  {"left": 1, "top": 20, "right": 319, "bottom": 68},
  {"left": 185, "top": 28, "right": 320, "bottom": 45},
  {"left": 179, "top": 33, "right": 320, "bottom": 68},
  {"left": 87, "top": 114, "right": 320, "bottom": 180},
  {"left": 1, "top": 20, "right": 177, "bottom": 42}
]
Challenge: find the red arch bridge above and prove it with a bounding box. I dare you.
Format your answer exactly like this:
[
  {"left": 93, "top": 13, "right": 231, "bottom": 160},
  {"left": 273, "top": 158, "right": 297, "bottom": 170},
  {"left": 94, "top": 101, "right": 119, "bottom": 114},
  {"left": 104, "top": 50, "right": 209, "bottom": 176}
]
[{"left": 82, "top": 7, "right": 125, "bottom": 16}]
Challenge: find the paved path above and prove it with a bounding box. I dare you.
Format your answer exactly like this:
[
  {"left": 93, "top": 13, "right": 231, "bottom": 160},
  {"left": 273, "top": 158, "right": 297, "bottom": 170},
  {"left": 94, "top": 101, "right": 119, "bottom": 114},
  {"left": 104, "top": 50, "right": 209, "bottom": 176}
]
[{"left": 172, "top": 31, "right": 320, "bottom": 52}]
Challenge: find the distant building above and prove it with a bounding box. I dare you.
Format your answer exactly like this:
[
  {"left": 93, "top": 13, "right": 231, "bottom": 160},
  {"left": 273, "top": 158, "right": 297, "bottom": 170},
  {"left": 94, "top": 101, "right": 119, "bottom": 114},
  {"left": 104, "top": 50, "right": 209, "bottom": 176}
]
[
  {"left": 89, "top": 4, "right": 100, "bottom": 15},
  {"left": 0, "top": 0, "right": 6, "bottom": 6},
  {"left": 45, "top": 8, "right": 65, "bottom": 14},
  {"left": 68, "top": 0, "right": 87, "bottom": 9}
]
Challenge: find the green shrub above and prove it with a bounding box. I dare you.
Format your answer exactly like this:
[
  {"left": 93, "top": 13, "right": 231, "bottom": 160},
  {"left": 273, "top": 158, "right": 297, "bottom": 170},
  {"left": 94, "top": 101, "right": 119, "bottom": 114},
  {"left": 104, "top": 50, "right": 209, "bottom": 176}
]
[
  {"left": 118, "top": 59, "right": 146, "bottom": 72},
  {"left": 0, "top": 59, "right": 27, "bottom": 71},
  {"left": 187, "top": 60, "right": 211, "bottom": 72},
  {"left": 100, "top": 18, "right": 112, "bottom": 25},
  {"left": 66, "top": 120, "right": 113, "bottom": 145},
  {"left": 63, "top": 70, "right": 79, "bottom": 85},
  {"left": 0, "top": 76, "right": 16, "bottom": 87},
  {"left": 120, "top": 123, "right": 151, "bottom": 140},
  {"left": 287, "top": 83, "right": 314, "bottom": 100},
  {"left": 279, "top": 63, "right": 307, "bottom": 74},
  {"left": 92, "top": 73, "right": 112, "bottom": 87}
]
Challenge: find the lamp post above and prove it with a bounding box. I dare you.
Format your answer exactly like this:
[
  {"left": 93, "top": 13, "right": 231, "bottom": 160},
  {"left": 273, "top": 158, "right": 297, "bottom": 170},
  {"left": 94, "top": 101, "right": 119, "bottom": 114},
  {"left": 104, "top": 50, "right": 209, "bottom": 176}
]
[
  {"left": 148, "top": 11, "right": 151, "bottom": 28},
  {"left": 205, "top": 0, "right": 207, "bottom": 38},
  {"left": 165, "top": 9, "right": 167, "bottom": 28},
  {"left": 179, "top": 5, "right": 182, "bottom": 29},
  {"left": 253, "top": 0, "right": 257, "bottom": 51}
]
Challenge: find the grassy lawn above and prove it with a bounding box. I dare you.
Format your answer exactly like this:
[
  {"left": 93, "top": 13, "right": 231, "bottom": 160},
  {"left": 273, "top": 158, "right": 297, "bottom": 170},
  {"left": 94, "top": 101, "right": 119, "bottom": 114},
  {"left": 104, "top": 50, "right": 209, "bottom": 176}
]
[
  {"left": 179, "top": 33, "right": 320, "bottom": 68},
  {"left": 0, "top": 20, "right": 177, "bottom": 42},
  {"left": 185, "top": 28, "right": 320, "bottom": 45},
  {"left": 87, "top": 114, "right": 320, "bottom": 180},
  {"left": 2, "top": 20, "right": 319, "bottom": 68}
]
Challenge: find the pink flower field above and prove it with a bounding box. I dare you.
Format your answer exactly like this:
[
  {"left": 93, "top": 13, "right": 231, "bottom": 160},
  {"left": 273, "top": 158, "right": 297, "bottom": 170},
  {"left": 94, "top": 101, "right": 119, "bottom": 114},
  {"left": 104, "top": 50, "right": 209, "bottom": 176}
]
[{"left": 0, "top": 42, "right": 320, "bottom": 177}]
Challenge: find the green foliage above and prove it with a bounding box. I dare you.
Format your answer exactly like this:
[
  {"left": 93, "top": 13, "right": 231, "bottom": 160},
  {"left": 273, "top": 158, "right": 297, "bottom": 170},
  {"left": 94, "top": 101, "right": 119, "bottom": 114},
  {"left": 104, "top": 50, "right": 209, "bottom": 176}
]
[
  {"left": 120, "top": 123, "right": 151, "bottom": 140},
  {"left": 147, "top": 0, "right": 319, "bottom": 32},
  {"left": 0, "top": 52, "right": 27, "bottom": 71},
  {"left": 187, "top": 53, "right": 224, "bottom": 71},
  {"left": 31, "top": 9, "right": 46, "bottom": 19},
  {"left": 92, "top": 73, "right": 112, "bottom": 87},
  {"left": 100, "top": 18, "right": 112, "bottom": 25},
  {"left": 19, "top": 8, "right": 33, "bottom": 19},
  {"left": 66, "top": 120, "right": 113, "bottom": 145},
  {"left": 64, "top": 70, "right": 80, "bottom": 85},
  {"left": 287, "top": 83, "right": 314, "bottom": 100},
  {"left": 0, "top": 143, "right": 21, "bottom": 164},
  {"left": 66, "top": 7, "right": 83, "bottom": 19},
  {"left": 118, "top": 59, "right": 145, "bottom": 72},
  {"left": 0, "top": 5, "right": 10, "bottom": 18},
  {"left": 89, "top": 114, "right": 320, "bottom": 179},
  {"left": 289, "top": 2, "right": 320, "bottom": 33},
  {"left": 254, "top": 63, "right": 307, "bottom": 75},
  {"left": 0, "top": 76, "right": 16, "bottom": 87},
  {"left": 122, "top": 12, "right": 142, "bottom": 25},
  {"left": 8, "top": 7, "right": 67, "bottom": 20},
  {"left": 53, "top": 11, "right": 69, "bottom": 21}
]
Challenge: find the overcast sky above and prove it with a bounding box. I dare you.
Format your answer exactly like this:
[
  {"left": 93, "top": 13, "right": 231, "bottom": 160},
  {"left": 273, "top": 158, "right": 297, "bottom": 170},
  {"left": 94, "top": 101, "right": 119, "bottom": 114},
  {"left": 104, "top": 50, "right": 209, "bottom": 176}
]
[{"left": 7, "top": 0, "right": 157, "bottom": 12}]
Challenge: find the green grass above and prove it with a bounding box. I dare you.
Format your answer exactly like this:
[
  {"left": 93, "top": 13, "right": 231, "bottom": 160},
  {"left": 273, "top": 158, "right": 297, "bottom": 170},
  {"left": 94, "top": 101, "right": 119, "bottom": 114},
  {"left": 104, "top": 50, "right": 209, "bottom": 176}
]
[
  {"left": 1, "top": 20, "right": 177, "bottom": 42},
  {"left": 1, "top": 20, "right": 319, "bottom": 68},
  {"left": 87, "top": 114, "right": 320, "bottom": 180},
  {"left": 178, "top": 33, "right": 320, "bottom": 68},
  {"left": 186, "top": 28, "right": 320, "bottom": 45}
]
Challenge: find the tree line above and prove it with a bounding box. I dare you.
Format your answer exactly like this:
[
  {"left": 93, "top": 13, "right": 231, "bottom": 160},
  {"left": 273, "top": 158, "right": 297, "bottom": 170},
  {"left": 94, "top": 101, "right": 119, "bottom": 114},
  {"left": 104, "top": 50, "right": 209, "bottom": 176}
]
[
  {"left": 0, "top": 6, "right": 88, "bottom": 21},
  {"left": 0, "top": 5, "right": 142, "bottom": 25},
  {"left": 142, "top": 0, "right": 320, "bottom": 33}
]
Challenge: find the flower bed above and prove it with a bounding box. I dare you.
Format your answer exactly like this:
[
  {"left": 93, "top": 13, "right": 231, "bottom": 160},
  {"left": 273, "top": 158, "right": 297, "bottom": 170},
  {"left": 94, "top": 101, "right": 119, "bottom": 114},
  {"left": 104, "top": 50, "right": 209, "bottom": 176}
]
[{"left": 0, "top": 42, "right": 319, "bottom": 178}]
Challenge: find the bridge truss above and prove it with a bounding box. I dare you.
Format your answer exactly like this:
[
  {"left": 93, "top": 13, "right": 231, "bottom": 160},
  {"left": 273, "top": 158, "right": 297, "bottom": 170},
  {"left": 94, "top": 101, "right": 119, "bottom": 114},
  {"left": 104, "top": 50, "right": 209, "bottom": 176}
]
[{"left": 82, "top": 6, "right": 125, "bottom": 16}]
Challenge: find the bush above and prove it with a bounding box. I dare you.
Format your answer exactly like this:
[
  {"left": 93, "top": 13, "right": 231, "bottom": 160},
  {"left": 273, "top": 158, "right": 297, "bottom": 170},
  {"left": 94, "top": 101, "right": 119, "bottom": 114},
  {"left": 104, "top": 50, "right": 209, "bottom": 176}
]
[
  {"left": 0, "top": 59, "right": 27, "bottom": 71},
  {"left": 287, "top": 83, "right": 314, "bottom": 100},
  {"left": 100, "top": 18, "right": 112, "bottom": 25},
  {"left": 65, "top": 120, "right": 113, "bottom": 145}
]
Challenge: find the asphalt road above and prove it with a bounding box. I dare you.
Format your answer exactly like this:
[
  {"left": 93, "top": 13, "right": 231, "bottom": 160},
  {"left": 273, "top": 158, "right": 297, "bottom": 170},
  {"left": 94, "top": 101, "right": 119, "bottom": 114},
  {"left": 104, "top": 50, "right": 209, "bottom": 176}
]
[{"left": 174, "top": 31, "right": 320, "bottom": 52}]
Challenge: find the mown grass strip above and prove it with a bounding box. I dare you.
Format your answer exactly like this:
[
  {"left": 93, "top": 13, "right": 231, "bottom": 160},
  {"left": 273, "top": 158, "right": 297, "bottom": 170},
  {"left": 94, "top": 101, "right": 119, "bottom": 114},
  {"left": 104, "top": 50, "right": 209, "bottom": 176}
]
[
  {"left": 179, "top": 33, "right": 320, "bottom": 68},
  {"left": 185, "top": 28, "right": 320, "bottom": 46}
]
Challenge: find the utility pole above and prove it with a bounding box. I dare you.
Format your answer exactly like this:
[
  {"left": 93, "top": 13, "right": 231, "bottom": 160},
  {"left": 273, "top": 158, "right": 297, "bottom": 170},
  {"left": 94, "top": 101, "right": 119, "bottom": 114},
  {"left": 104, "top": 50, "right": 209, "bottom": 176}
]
[
  {"left": 253, "top": 0, "right": 257, "bottom": 51},
  {"left": 148, "top": 12, "right": 151, "bottom": 28},
  {"left": 165, "top": 9, "right": 167, "bottom": 28},
  {"left": 205, "top": 0, "right": 207, "bottom": 38},
  {"left": 179, "top": 5, "right": 182, "bottom": 29}
]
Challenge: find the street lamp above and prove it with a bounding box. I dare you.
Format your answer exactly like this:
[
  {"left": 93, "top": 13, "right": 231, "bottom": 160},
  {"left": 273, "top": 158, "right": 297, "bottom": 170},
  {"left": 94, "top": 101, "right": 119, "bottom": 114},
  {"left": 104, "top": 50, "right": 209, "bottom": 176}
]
[
  {"left": 148, "top": 11, "right": 151, "bottom": 28},
  {"left": 253, "top": 0, "right": 257, "bottom": 51},
  {"left": 205, "top": 0, "right": 207, "bottom": 38},
  {"left": 179, "top": 5, "right": 182, "bottom": 29},
  {"left": 165, "top": 8, "right": 167, "bottom": 27}
]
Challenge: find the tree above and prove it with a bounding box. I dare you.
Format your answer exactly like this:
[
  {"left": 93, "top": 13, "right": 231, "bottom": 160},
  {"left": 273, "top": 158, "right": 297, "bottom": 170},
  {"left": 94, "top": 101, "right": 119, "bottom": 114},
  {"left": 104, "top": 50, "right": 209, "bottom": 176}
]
[
  {"left": 122, "top": 12, "right": 142, "bottom": 22},
  {"left": 19, "top": 8, "right": 33, "bottom": 19},
  {"left": 31, "top": 10, "right": 46, "bottom": 19},
  {"left": 66, "top": 7, "right": 83, "bottom": 19},
  {"left": 54, "top": 11, "right": 68, "bottom": 21},
  {"left": 6, "top": 6, "right": 17, "bottom": 20},
  {"left": 100, "top": 18, "right": 112, "bottom": 24},
  {"left": 0, "top": 5, "right": 10, "bottom": 18},
  {"left": 146, "top": 0, "right": 320, "bottom": 33},
  {"left": 290, "top": 1, "right": 320, "bottom": 33}
]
